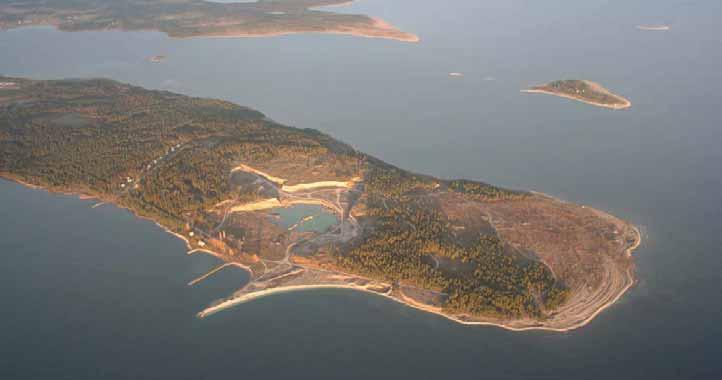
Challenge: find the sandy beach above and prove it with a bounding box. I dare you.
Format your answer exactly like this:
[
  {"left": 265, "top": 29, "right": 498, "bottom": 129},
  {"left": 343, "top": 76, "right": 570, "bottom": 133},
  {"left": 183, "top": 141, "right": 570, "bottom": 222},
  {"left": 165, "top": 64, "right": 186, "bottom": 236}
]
[{"left": 196, "top": 228, "right": 638, "bottom": 332}]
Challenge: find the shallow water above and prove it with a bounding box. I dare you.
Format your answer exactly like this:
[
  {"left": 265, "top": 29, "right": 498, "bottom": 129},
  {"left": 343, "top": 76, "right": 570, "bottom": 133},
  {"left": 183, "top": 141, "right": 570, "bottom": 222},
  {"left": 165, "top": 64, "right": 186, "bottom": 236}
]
[{"left": 1, "top": 0, "right": 722, "bottom": 378}]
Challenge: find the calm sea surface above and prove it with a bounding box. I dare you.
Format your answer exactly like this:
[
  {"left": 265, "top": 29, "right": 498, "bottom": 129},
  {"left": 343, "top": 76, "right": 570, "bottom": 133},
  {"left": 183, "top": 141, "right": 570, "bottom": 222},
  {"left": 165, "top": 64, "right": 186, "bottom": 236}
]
[{"left": 1, "top": 0, "right": 721, "bottom": 378}]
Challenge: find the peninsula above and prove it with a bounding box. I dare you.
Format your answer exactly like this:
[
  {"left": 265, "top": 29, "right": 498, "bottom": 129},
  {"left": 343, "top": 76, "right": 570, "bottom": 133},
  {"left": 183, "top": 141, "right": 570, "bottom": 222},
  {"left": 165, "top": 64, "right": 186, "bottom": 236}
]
[
  {"left": 0, "top": 0, "right": 418, "bottom": 42},
  {"left": 523, "top": 80, "right": 631, "bottom": 110},
  {"left": 0, "top": 77, "right": 640, "bottom": 331}
]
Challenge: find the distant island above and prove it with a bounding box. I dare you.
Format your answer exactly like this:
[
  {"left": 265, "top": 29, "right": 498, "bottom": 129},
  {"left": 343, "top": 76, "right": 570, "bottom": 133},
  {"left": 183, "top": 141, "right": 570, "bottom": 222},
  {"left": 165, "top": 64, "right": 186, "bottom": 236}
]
[
  {"left": 523, "top": 80, "right": 631, "bottom": 110},
  {"left": 636, "top": 25, "right": 671, "bottom": 31},
  {"left": 0, "top": 0, "right": 419, "bottom": 42},
  {"left": 148, "top": 55, "right": 166, "bottom": 64},
  {"left": 0, "top": 77, "right": 639, "bottom": 331}
]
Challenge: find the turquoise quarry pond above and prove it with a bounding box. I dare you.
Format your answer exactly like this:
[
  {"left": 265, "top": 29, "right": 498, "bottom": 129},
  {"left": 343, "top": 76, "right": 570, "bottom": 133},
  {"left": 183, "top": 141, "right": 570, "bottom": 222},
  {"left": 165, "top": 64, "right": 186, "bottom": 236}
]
[
  {"left": 271, "top": 204, "right": 338, "bottom": 233},
  {"left": 1, "top": 0, "right": 722, "bottom": 378}
]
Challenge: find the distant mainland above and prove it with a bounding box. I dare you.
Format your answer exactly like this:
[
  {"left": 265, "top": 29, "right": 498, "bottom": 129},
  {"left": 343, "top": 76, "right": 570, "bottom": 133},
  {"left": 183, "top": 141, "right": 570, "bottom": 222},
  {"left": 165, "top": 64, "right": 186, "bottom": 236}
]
[{"left": 0, "top": 0, "right": 419, "bottom": 42}]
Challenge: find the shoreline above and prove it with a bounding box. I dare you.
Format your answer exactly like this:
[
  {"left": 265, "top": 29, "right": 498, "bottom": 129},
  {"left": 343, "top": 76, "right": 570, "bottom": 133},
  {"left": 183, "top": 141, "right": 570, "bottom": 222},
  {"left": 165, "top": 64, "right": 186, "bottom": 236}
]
[
  {"left": 0, "top": 175, "right": 641, "bottom": 332},
  {"left": 196, "top": 241, "right": 638, "bottom": 332},
  {"left": 521, "top": 88, "right": 632, "bottom": 110},
  {"left": 3, "top": 4, "right": 420, "bottom": 43},
  {"left": 199, "top": 190, "right": 642, "bottom": 332},
  {"left": 182, "top": 29, "right": 420, "bottom": 43}
]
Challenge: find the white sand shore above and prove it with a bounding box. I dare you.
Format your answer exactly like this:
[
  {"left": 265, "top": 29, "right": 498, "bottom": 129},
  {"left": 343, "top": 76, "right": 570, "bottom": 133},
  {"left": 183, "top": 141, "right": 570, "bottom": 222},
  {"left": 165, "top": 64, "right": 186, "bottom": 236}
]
[{"left": 197, "top": 245, "right": 638, "bottom": 333}]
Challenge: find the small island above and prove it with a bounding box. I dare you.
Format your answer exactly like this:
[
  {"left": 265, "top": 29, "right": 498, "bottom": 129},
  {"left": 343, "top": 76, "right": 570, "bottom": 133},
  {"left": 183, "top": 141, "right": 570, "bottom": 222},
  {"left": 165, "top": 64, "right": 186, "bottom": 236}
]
[
  {"left": 0, "top": 77, "right": 640, "bottom": 331},
  {"left": 148, "top": 55, "right": 166, "bottom": 64},
  {"left": 523, "top": 80, "right": 631, "bottom": 110},
  {"left": 636, "top": 25, "right": 671, "bottom": 31},
  {"left": 0, "top": 0, "right": 418, "bottom": 42}
]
